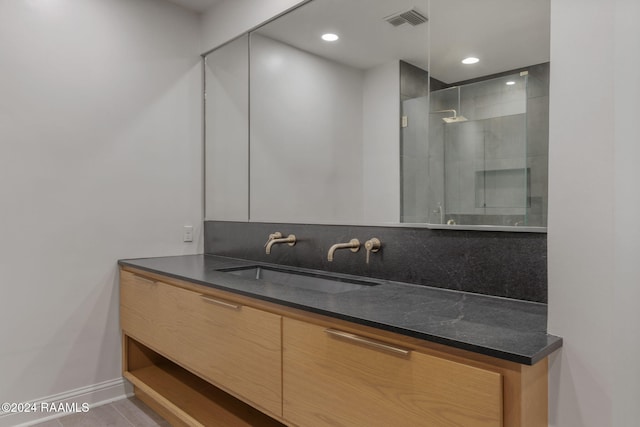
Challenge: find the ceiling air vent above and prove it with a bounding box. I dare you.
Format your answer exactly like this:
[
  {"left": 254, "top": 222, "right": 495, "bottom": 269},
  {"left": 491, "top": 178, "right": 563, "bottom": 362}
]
[{"left": 384, "top": 9, "right": 428, "bottom": 27}]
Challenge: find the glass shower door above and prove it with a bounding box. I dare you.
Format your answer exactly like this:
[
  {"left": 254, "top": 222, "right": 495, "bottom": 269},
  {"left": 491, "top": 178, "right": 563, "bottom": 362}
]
[{"left": 432, "top": 73, "right": 530, "bottom": 226}]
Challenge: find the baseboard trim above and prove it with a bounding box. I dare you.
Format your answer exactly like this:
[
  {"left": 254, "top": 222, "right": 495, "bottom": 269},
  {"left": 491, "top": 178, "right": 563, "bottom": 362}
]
[{"left": 0, "top": 377, "right": 133, "bottom": 427}]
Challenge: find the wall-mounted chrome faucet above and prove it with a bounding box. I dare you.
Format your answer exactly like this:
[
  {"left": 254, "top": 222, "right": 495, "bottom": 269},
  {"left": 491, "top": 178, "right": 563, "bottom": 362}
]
[
  {"left": 265, "top": 232, "right": 296, "bottom": 254},
  {"left": 327, "top": 239, "right": 360, "bottom": 262}
]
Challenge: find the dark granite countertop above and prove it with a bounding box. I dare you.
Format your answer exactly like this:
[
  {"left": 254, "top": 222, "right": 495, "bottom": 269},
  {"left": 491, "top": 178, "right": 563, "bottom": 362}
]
[{"left": 118, "top": 254, "right": 562, "bottom": 365}]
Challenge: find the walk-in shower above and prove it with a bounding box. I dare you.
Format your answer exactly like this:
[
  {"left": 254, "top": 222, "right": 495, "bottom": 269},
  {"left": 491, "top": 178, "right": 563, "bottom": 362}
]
[{"left": 400, "top": 63, "right": 549, "bottom": 227}]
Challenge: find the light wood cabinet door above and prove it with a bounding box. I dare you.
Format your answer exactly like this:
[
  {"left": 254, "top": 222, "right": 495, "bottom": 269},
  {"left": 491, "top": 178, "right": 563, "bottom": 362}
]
[
  {"left": 121, "top": 271, "right": 170, "bottom": 351},
  {"left": 120, "top": 270, "right": 283, "bottom": 418},
  {"left": 283, "top": 317, "right": 503, "bottom": 427}
]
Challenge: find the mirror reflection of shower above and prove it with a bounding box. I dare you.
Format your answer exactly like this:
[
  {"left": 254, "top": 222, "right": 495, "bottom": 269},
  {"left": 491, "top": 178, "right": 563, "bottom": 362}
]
[
  {"left": 400, "top": 63, "right": 549, "bottom": 227},
  {"left": 431, "top": 109, "right": 468, "bottom": 123}
]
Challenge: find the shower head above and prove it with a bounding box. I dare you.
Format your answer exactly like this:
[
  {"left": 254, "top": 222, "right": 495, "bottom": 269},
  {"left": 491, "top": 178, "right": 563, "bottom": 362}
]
[
  {"left": 442, "top": 115, "right": 468, "bottom": 123},
  {"left": 431, "top": 109, "right": 468, "bottom": 123}
]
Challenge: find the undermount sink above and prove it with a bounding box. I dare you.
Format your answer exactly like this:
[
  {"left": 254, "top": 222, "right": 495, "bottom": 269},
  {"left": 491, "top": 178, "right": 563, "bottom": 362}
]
[{"left": 219, "top": 265, "right": 379, "bottom": 294}]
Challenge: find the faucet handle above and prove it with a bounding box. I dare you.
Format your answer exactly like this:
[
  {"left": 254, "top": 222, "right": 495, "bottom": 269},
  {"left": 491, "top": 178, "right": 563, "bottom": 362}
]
[
  {"left": 364, "top": 238, "right": 381, "bottom": 264},
  {"left": 265, "top": 232, "right": 283, "bottom": 247}
]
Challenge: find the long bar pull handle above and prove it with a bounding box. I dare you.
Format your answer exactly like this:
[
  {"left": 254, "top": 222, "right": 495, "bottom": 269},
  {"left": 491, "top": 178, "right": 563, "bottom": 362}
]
[
  {"left": 325, "top": 329, "right": 411, "bottom": 357},
  {"left": 133, "top": 274, "right": 156, "bottom": 284},
  {"left": 200, "top": 295, "right": 241, "bottom": 310}
]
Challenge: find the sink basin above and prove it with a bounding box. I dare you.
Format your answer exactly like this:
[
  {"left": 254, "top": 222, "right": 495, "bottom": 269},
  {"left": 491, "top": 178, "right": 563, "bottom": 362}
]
[{"left": 219, "top": 266, "right": 379, "bottom": 294}]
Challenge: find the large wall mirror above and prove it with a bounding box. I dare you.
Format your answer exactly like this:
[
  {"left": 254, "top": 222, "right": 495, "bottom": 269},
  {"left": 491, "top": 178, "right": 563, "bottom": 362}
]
[{"left": 204, "top": 0, "right": 550, "bottom": 230}]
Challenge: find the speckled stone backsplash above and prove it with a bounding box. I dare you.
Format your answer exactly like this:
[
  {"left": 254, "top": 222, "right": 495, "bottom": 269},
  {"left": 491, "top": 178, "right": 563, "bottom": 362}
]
[{"left": 204, "top": 221, "right": 547, "bottom": 303}]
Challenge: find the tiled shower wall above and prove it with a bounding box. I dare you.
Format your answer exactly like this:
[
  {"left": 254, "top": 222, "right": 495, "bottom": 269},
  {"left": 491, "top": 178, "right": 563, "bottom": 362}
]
[
  {"left": 204, "top": 221, "right": 547, "bottom": 303},
  {"left": 402, "top": 63, "right": 549, "bottom": 227}
]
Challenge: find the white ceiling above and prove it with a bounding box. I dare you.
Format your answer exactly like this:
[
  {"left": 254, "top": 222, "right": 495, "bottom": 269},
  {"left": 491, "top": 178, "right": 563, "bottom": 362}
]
[
  {"left": 165, "top": 0, "right": 220, "bottom": 13},
  {"left": 256, "top": 0, "right": 430, "bottom": 71},
  {"left": 169, "top": 0, "right": 550, "bottom": 83},
  {"left": 254, "top": 0, "right": 550, "bottom": 83},
  {"left": 429, "top": 0, "right": 550, "bottom": 83}
]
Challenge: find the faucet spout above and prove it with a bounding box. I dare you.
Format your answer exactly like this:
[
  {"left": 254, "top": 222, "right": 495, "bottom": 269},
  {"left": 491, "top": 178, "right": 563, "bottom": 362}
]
[
  {"left": 265, "top": 233, "right": 296, "bottom": 254},
  {"left": 327, "top": 239, "right": 360, "bottom": 262}
]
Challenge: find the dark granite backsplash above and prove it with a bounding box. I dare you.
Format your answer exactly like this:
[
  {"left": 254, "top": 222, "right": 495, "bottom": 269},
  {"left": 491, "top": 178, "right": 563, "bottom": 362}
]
[{"left": 204, "top": 221, "right": 547, "bottom": 303}]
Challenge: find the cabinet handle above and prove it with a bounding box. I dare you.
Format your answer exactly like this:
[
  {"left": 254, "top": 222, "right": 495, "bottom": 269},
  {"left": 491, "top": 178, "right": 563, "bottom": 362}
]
[
  {"left": 133, "top": 274, "right": 156, "bottom": 285},
  {"left": 325, "top": 329, "right": 411, "bottom": 357},
  {"left": 200, "top": 295, "right": 241, "bottom": 310}
]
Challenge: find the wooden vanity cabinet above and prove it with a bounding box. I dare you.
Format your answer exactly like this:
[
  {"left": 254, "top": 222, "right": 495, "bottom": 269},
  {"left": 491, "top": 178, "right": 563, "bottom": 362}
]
[
  {"left": 120, "top": 269, "right": 283, "bottom": 421},
  {"left": 120, "top": 267, "right": 549, "bottom": 427},
  {"left": 282, "top": 318, "right": 503, "bottom": 426}
]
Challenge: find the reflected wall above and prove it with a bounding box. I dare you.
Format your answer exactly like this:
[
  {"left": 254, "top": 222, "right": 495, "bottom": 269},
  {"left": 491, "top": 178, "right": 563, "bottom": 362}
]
[{"left": 204, "top": 35, "right": 249, "bottom": 221}]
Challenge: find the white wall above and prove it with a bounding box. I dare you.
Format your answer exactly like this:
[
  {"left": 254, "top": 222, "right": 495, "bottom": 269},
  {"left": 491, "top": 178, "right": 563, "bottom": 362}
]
[
  {"left": 204, "top": 35, "right": 249, "bottom": 221},
  {"left": 548, "top": 0, "right": 640, "bottom": 426},
  {"left": 249, "top": 34, "right": 364, "bottom": 223},
  {"left": 612, "top": 0, "right": 640, "bottom": 423},
  {"left": 0, "top": 0, "right": 202, "bottom": 424},
  {"left": 362, "top": 61, "right": 400, "bottom": 223}
]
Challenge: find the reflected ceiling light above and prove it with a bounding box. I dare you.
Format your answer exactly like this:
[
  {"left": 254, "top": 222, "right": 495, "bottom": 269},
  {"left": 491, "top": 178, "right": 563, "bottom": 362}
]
[
  {"left": 506, "top": 81, "right": 516, "bottom": 85},
  {"left": 321, "top": 33, "right": 339, "bottom": 42},
  {"left": 461, "top": 57, "right": 479, "bottom": 64}
]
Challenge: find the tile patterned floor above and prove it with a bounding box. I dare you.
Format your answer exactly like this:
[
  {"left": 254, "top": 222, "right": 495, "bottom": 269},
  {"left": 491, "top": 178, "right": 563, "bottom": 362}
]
[{"left": 31, "top": 397, "right": 169, "bottom": 427}]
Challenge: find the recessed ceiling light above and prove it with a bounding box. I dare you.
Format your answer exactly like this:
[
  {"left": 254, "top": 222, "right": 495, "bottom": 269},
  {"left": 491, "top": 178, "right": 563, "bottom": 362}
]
[
  {"left": 321, "top": 33, "right": 339, "bottom": 42},
  {"left": 461, "top": 57, "right": 479, "bottom": 65},
  {"left": 506, "top": 81, "right": 516, "bottom": 85}
]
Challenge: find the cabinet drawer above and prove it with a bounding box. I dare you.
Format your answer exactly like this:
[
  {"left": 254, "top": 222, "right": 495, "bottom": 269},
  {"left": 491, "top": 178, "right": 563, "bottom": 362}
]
[
  {"left": 120, "top": 270, "right": 282, "bottom": 417},
  {"left": 283, "top": 318, "right": 503, "bottom": 427},
  {"left": 121, "top": 271, "right": 169, "bottom": 350}
]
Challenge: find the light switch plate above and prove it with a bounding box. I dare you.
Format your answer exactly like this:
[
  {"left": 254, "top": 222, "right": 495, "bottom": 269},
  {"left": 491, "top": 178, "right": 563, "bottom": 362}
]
[{"left": 183, "top": 225, "right": 193, "bottom": 242}]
